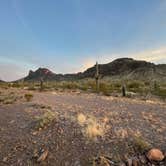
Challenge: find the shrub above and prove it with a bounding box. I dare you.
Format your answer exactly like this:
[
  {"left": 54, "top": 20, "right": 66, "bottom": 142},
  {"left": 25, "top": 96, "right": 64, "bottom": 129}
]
[
  {"left": 99, "top": 83, "right": 110, "bottom": 96},
  {"left": 24, "top": 93, "right": 33, "bottom": 102},
  {"left": 3, "top": 99, "right": 15, "bottom": 105},
  {"left": 127, "top": 81, "right": 142, "bottom": 89},
  {"left": 152, "top": 88, "right": 166, "bottom": 99},
  {"left": 132, "top": 136, "right": 150, "bottom": 153},
  {"left": 35, "top": 110, "right": 56, "bottom": 130}
]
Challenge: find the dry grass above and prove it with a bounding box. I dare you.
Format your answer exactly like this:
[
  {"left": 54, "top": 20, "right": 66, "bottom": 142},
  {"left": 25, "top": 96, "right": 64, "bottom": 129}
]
[
  {"left": 85, "top": 120, "right": 104, "bottom": 139},
  {"left": 115, "top": 128, "right": 129, "bottom": 139},
  {"left": 77, "top": 113, "right": 86, "bottom": 125},
  {"left": 77, "top": 113, "right": 109, "bottom": 140}
]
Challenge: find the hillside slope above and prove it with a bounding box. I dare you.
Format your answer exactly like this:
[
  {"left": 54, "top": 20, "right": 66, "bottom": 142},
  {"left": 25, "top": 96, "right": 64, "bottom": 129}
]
[{"left": 21, "top": 58, "right": 166, "bottom": 82}]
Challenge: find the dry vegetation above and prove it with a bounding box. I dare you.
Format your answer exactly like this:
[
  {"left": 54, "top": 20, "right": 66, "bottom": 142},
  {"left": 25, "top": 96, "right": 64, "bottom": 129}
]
[
  {"left": 4, "top": 78, "right": 165, "bottom": 100},
  {"left": 77, "top": 113, "right": 110, "bottom": 140},
  {"left": 24, "top": 93, "right": 33, "bottom": 102},
  {"left": 34, "top": 110, "right": 56, "bottom": 130}
]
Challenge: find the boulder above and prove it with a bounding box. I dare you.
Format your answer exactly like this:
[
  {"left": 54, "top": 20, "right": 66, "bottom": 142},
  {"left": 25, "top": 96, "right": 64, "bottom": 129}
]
[{"left": 146, "top": 149, "right": 164, "bottom": 161}]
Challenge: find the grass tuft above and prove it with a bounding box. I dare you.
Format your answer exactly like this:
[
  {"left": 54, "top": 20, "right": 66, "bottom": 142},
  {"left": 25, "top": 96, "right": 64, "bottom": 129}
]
[
  {"left": 24, "top": 93, "right": 33, "bottom": 102},
  {"left": 35, "top": 110, "right": 56, "bottom": 130}
]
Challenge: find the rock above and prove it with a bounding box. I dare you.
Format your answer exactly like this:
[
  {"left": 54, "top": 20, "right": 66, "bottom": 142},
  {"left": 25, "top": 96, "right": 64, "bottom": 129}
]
[
  {"left": 37, "top": 149, "right": 48, "bottom": 162},
  {"left": 147, "top": 149, "right": 164, "bottom": 161},
  {"left": 119, "top": 162, "right": 126, "bottom": 166},
  {"left": 126, "top": 158, "right": 132, "bottom": 166},
  {"left": 93, "top": 156, "right": 114, "bottom": 166},
  {"left": 132, "top": 157, "right": 139, "bottom": 166},
  {"left": 3, "top": 157, "right": 8, "bottom": 162},
  {"left": 138, "top": 155, "right": 147, "bottom": 164}
]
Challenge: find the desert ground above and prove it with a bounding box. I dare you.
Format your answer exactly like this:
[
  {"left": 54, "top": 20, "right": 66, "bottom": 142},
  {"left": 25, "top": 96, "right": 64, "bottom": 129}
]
[{"left": 0, "top": 88, "right": 165, "bottom": 166}]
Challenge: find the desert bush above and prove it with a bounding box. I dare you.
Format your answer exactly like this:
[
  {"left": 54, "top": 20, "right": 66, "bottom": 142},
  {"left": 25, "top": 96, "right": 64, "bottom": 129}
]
[
  {"left": 28, "top": 85, "right": 36, "bottom": 90},
  {"left": 0, "top": 94, "right": 18, "bottom": 104},
  {"left": 99, "top": 83, "right": 110, "bottom": 96},
  {"left": 35, "top": 110, "right": 56, "bottom": 130},
  {"left": 11, "top": 83, "right": 22, "bottom": 88},
  {"left": 77, "top": 114, "right": 109, "bottom": 140},
  {"left": 24, "top": 93, "right": 33, "bottom": 102},
  {"left": 58, "top": 81, "right": 79, "bottom": 89},
  {"left": 85, "top": 120, "right": 105, "bottom": 139},
  {"left": 131, "top": 136, "right": 150, "bottom": 153},
  {"left": 3, "top": 99, "right": 15, "bottom": 104},
  {"left": 0, "top": 97, "right": 5, "bottom": 103},
  {"left": 127, "top": 81, "right": 143, "bottom": 89},
  {"left": 152, "top": 88, "right": 166, "bottom": 99}
]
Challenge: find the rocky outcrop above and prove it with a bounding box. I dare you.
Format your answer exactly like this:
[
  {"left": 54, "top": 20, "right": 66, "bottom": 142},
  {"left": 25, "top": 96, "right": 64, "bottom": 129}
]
[{"left": 19, "top": 58, "right": 166, "bottom": 82}]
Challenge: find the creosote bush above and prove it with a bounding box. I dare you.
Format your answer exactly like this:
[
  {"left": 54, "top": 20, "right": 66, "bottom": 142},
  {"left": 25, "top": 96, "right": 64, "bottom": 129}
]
[
  {"left": 35, "top": 110, "right": 56, "bottom": 130},
  {"left": 131, "top": 136, "right": 150, "bottom": 153},
  {"left": 24, "top": 93, "right": 33, "bottom": 102}
]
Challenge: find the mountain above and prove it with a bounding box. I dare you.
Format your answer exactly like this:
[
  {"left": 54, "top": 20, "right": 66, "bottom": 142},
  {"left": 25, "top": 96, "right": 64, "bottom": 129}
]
[
  {"left": 21, "top": 58, "right": 166, "bottom": 82},
  {"left": 0, "top": 79, "right": 5, "bottom": 83}
]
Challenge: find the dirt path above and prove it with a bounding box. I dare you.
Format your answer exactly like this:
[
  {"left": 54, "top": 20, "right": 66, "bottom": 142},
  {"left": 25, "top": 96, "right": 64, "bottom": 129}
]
[{"left": 0, "top": 90, "right": 165, "bottom": 165}]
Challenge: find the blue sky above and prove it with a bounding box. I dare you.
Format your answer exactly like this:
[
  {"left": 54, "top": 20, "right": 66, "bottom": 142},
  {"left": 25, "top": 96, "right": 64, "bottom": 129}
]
[{"left": 0, "top": 0, "right": 166, "bottom": 81}]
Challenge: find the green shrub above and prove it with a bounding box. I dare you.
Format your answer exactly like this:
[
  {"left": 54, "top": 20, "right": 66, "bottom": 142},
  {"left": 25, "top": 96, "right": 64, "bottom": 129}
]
[
  {"left": 35, "top": 110, "right": 56, "bottom": 130},
  {"left": 24, "top": 93, "right": 33, "bottom": 102},
  {"left": 152, "top": 88, "right": 166, "bottom": 99},
  {"left": 11, "top": 83, "right": 22, "bottom": 88},
  {"left": 127, "top": 81, "right": 142, "bottom": 89},
  {"left": 132, "top": 136, "right": 150, "bottom": 153},
  {"left": 99, "top": 83, "right": 110, "bottom": 96}
]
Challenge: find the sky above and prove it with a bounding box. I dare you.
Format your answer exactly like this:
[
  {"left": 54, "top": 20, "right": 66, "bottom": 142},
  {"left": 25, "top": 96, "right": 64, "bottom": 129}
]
[{"left": 0, "top": 0, "right": 166, "bottom": 81}]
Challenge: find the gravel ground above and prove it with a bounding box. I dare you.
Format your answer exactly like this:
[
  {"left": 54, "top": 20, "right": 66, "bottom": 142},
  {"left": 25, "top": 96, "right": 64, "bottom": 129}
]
[{"left": 0, "top": 89, "right": 165, "bottom": 165}]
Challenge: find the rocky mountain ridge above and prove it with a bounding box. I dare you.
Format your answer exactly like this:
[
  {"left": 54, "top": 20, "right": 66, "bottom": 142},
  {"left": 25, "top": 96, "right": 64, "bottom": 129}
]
[{"left": 20, "top": 58, "right": 166, "bottom": 82}]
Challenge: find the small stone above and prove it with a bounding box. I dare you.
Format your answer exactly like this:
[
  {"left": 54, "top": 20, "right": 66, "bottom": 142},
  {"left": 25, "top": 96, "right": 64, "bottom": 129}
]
[
  {"left": 32, "top": 131, "right": 38, "bottom": 135},
  {"left": 132, "top": 157, "right": 139, "bottom": 166},
  {"left": 147, "top": 148, "right": 164, "bottom": 161},
  {"left": 139, "top": 155, "right": 147, "bottom": 164},
  {"left": 3, "top": 157, "right": 7, "bottom": 162},
  {"left": 126, "top": 158, "right": 132, "bottom": 166},
  {"left": 37, "top": 149, "right": 48, "bottom": 162},
  {"left": 119, "top": 162, "right": 126, "bottom": 166}
]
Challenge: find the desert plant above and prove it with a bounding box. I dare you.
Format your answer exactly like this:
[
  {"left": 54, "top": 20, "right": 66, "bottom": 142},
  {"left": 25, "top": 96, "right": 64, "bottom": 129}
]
[
  {"left": 132, "top": 136, "right": 150, "bottom": 153},
  {"left": 3, "top": 99, "right": 15, "bottom": 104},
  {"left": 24, "top": 93, "right": 33, "bottom": 102},
  {"left": 77, "top": 114, "right": 109, "bottom": 140},
  {"left": 152, "top": 87, "right": 166, "bottom": 99},
  {"left": 35, "top": 110, "right": 56, "bottom": 130},
  {"left": 99, "top": 83, "right": 110, "bottom": 96},
  {"left": 122, "top": 84, "right": 126, "bottom": 97}
]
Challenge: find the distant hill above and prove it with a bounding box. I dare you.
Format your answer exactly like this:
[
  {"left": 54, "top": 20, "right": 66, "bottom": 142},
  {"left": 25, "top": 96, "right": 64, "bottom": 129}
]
[{"left": 20, "top": 58, "right": 166, "bottom": 82}]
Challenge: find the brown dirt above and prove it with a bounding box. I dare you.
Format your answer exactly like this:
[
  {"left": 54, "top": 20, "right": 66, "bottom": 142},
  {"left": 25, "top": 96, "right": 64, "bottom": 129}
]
[{"left": 0, "top": 88, "right": 165, "bottom": 165}]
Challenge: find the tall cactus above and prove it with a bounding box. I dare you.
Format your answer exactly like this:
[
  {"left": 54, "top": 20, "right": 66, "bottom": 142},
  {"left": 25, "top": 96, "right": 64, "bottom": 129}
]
[
  {"left": 122, "top": 84, "right": 126, "bottom": 97},
  {"left": 40, "top": 77, "right": 44, "bottom": 91},
  {"left": 95, "top": 62, "right": 99, "bottom": 92}
]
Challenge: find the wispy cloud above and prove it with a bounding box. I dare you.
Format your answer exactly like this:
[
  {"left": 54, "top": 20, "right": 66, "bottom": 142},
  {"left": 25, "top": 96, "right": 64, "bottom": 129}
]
[
  {"left": 131, "top": 47, "right": 166, "bottom": 63},
  {"left": 76, "top": 46, "right": 166, "bottom": 73}
]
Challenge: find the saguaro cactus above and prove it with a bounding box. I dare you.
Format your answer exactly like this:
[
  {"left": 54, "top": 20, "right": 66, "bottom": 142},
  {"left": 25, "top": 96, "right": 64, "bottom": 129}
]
[
  {"left": 122, "top": 84, "right": 126, "bottom": 97},
  {"left": 40, "top": 77, "right": 44, "bottom": 91},
  {"left": 95, "top": 62, "right": 99, "bottom": 92}
]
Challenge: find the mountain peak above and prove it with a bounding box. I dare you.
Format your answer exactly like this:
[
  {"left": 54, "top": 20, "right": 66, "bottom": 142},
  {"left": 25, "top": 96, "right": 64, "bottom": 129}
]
[
  {"left": 25, "top": 68, "right": 55, "bottom": 81},
  {"left": 21, "top": 58, "right": 166, "bottom": 82}
]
